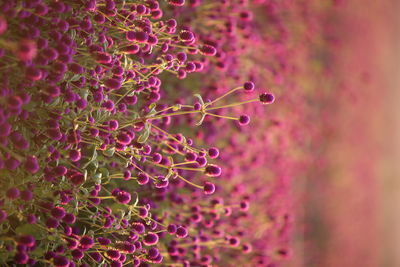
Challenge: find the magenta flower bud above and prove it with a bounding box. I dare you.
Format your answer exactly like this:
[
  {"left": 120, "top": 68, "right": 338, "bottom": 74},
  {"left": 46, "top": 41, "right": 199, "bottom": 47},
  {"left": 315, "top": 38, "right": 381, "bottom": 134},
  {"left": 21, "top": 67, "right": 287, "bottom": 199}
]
[
  {"left": 208, "top": 147, "right": 219, "bottom": 158},
  {"left": 169, "top": 0, "right": 185, "bottom": 6},
  {"left": 148, "top": 247, "right": 159, "bottom": 259},
  {"left": 25, "top": 66, "right": 42, "bottom": 81},
  {"left": 179, "top": 30, "right": 194, "bottom": 42},
  {"left": 98, "top": 237, "right": 111, "bottom": 245},
  {"left": 69, "top": 150, "right": 81, "bottom": 162},
  {"left": 16, "top": 39, "right": 37, "bottom": 61},
  {"left": 123, "top": 44, "right": 140, "bottom": 54},
  {"left": 117, "top": 132, "right": 131, "bottom": 145},
  {"left": 90, "top": 252, "right": 102, "bottom": 262},
  {"left": 138, "top": 207, "right": 148, "bottom": 218},
  {"left": 200, "top": 45, "right": 217, "bottom": 56},
  {"left": 104, "top": 78, "right": 122, "bottom": 90},
  {"left": 46, "top": 217, "right": 59, "bottom": 229},
  {"left": 108, "top": 120, "right": 119, "bottom": 131},
  {"left": 229, "top": 237, "right": 240, "bottom": 247},
  {"left": 143, "top": 232, "right": 159, "bottom": 246},
  {"left": 259, "top": 92, "right": 275, "bottom": 104},
  {"left": 14, "top": 252, "right": 29, "bottom": 264},
  {"left": 24, "top": 156, "right": 39, "bottom": 174},
  {"left": 19, "top": 235, "right": 35, "bottom": 247},
  {"left": 243, "top": 81, "right": 255, "bottom": 91},
  {"left": 27, "top": 214, "right": 36, "bottom": 224},
  {"left": 116, "top": 191, "right": 131, "bottom": 204},
  {"left": 240, "top": 201, "right": 250, "bottom": 211},
  {"left": 111, "top": 261, "right": 122, "bottom": 267},
  {"left": 238, "top": 114, "right": 250, "bottom": 126},
  {"left": 152, "top": 153, "right": 162, "bottom": 163},
  {"left": 176, "top": 226, "right": 188, "bottom": 238},
  {"left": 196, "top": 156, "right": 207, "bottom": 167},
  {"left": 5, "top": 157, "right": 21, "bottom": 170},
  {"left": 137, "top": 172, "right": 149, "bottom": 185},
  {"left": 94, "top": 13, "right": 106, "bottom": 24},
  {"left": 53, "top": 165, "right": 67, "bottom": 176},
  {"left": 63, "top": 213, "right": 76, "bottom": 224},
  {"left": 71, "top": 249, "right": 84, "bottom": 259},
  {"left": 203, "top": 182, "right": 216, "bottom": 195},
  {"left": 80, "top": 235, "right": 94, "bottom": 249},
  {"left": 6, "top": 187, "right": 20, "bottom": 199},
  {"left": 136, "top": 4, "right": 146, "bottom": 14},
  {"left": 21, "top": 190, "right": 33, "bottom": 201},
  {"left": 167, "top": 224, "right": 177, "bottom": 234},
  {"left": 69, "top": 63, "right": 84, "bottom": 74},
  {"left": 102, "top": 100, "right": 115, "bottom": 111},
  {"left": 76, "top": 98, "right": 88, "bottom": 109},
  {"left": 242, "top": 243, "right": 252, "bottom": 253},
  {"left": 51, "top": 206, "right": 66, "bottom": 219},
  {"left": 167, "top": 19, "right": 177, "bottom": 28},
  {"left": 53, "top": 255, "right": 69, "bottom": 267},
  {"left": 107, "top": 250, "right": 120, "bottom": 260}
]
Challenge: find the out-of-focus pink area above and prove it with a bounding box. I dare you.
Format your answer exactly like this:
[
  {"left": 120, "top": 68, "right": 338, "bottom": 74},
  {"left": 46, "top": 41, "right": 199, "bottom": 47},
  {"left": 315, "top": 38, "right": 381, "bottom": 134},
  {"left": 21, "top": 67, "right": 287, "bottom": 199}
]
[{"left": 293, "top": 0, "right": 400, "bottom": 266}]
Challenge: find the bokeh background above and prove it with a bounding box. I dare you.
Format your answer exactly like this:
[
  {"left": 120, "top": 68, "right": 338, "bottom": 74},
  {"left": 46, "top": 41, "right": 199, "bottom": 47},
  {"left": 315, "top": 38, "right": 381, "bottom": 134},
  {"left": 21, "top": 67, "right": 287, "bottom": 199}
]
[{"left": 291, "top": 1, "right": 400, "bottom": 266}]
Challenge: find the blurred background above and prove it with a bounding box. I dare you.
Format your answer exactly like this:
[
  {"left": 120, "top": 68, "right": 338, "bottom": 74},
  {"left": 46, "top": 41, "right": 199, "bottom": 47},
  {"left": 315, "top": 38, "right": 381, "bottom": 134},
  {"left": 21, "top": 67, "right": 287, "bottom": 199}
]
[{"left": 293, "top": 0, "right": 400, "bottom": 266}]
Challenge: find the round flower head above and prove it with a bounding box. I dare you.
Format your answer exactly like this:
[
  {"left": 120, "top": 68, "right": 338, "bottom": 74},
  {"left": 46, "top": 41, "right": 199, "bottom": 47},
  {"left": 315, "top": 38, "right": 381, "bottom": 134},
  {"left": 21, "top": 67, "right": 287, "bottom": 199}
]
[
  {"left": 14, "top": 252, "right": 29, "bottom": 264},
  {"left": 111, "top": 261, "right": 122, "bottom": 267},
  {"left": 132, "top": 222, "right": 145, "bottom": 234},
  {"left": 229, "top": 237, "right": 240, "bottom": 247},
  {"left": 238, "top": 115, "right": 250, "bottom": 126},
  {"left": 244, "top": 81, "right": 255, "bottom": 92},
  {"left": 80, "top": 235, "right": 94, "bottom": 249},
  {"left": 53, "top": 255, "right": 69, "bottom": 267},
  {"left": 63, "top": 213, "right": 76, "bottom": 224},
  {"left": 179, "top": 30, "right": 194, "bottom": 42},
  {"left": 116, "top": 191, "right": 131, "bottom": 204},
  {"left": 19, "top": 235, "right": 35, "bottom": 247},
  {"left": 21, "top": 190, "right": 33, "bottom": 201},
  {"left": 203, "top": 182, "right": 216, "bottom": 195},
  {"left": 105, "top": 78, "right": 122, "bottom": 90},
  {"left": 208, "top": 147, "right": 219, "bottom": 158},
  {"left": 69, "top": 150, "right": 81, "bottom": 162},
  {"left": 6, "top": 187, "right": 20, "bottom": 199},
  {"left": 148, "top": 247, "right": 160, "bottom": 259},
  {"left": 106, "top": 250, "right": 120, "bottom": 260},
  {"left": 24, "top": 156, "right": 39, "bottom": 173},
  {"left": 27, "top": 214, "right": 36, "bottom": 224},
  {"left": 200, "top": 45, "right": 217, "bottom": 56},
  {"left": 167, "top": 224, "right": 177, "bottom": 234},
  {"left": 143, "top": 232, "right": 159, "bottom": 246},
  {"left": 89, "top": 252, "right": 102, "bottom": 263},
  {"left": 71, "top": 249, "right": 84, "bottom": 259},
  {"left": 46, "top": 217, "right": 59, "bottom": 229},
  {"left": 137, "top": 172, "right": 150, "bottom": 185},
  {"left": 169, "top": 0, "right": 185, "bottom": 6},
  {"left": 16, "top": 39, "right": 37, "bottom": 61},
  {"left": 259, "top": 92, "right": 275, "bottom": 104},
  {"left": 176, "top": 226, "right": 188, "bottom": 238},
  {"left": 204, "top": 164, "right": 222, "bottom": 177},
  {"left": 51, "top": 206, "right": 66, "bottom": 219}
]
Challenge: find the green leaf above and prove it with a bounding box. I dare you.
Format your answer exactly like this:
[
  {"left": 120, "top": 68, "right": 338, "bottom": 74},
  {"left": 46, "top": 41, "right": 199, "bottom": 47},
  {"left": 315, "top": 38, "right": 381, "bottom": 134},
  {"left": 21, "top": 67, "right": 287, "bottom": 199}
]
[
  {"left": 103, "top": 147, "right": 115, "bottom": 157},
  {"left": 15, "top": 224, "right": 46, "bottom": 240},
  {"left": 137, "top": 123, "right": 151, "bottom": 143}
]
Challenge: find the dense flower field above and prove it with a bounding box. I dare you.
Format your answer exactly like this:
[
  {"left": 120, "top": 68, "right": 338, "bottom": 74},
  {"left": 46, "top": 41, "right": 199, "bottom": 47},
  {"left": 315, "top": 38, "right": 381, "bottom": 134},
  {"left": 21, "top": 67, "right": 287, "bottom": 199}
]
[{"left": 0, "top": 0, "right": 347, "bottom": 266}]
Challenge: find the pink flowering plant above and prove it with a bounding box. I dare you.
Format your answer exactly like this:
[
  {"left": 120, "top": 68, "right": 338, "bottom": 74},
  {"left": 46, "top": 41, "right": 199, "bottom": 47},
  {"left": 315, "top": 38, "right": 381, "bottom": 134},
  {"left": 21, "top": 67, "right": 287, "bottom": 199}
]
[{"left": 0, "top": 0, "right": 292, "bottom": 266}]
